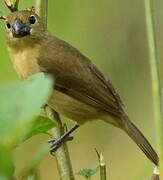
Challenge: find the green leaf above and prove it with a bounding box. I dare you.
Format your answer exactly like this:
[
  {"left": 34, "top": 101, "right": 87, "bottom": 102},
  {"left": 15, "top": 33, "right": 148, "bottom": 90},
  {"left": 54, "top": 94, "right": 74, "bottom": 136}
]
[
  {"left": 0, "top": 145, "right": 14, "bottom": 177},
  {"left": 77, "top": 165, "right": 100, "bottom": 179},
  {"left": 0, "top": 73, "right": 53, "bottom": 146},
  {"left": 24, "top": 115, "right": 56, "bottom": 141}
]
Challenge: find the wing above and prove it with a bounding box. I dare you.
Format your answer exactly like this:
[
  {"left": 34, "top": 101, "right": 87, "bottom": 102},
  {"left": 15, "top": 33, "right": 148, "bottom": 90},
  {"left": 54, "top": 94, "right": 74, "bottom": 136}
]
[{"left": 38, "top": 35, "right": 125, "bottom": 118}]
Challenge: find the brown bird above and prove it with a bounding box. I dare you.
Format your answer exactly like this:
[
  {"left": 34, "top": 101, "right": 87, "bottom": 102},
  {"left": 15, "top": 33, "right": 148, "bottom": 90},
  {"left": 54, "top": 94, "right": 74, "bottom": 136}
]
[{"left": 4, "top": 9, "right": 158, "bottom": 165}]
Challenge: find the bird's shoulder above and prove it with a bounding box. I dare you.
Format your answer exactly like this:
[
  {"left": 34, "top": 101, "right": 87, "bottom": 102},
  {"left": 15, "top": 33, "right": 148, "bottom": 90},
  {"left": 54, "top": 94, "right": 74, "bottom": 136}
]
[{"left": 38, "top": 33, "right": 89, "bottom": 74}]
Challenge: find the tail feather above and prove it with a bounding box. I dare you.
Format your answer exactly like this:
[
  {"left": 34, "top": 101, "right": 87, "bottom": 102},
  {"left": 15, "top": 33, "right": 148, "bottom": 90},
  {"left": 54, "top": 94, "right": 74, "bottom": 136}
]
[{"left": 122, "top": 116, "right": 159, "bottom": 166}]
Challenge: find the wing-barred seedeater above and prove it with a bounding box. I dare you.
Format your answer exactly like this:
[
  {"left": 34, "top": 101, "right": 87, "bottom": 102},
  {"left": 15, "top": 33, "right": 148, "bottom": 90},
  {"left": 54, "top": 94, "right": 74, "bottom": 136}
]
[{"left": 3, "top": 8, "right": 158, "bottom": 166}]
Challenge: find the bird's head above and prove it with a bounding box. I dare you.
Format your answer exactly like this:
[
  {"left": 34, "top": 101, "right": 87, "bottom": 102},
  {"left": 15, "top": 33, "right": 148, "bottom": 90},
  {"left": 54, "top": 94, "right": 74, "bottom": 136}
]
[{"left": 4, "top": 8, "right": 46, "bottom": 47}]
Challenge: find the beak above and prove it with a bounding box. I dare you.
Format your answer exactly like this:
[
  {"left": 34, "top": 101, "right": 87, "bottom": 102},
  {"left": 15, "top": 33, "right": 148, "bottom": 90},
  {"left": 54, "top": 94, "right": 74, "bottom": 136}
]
[{"left": 12, "top": 19, "right": 31, "bottom": 37}]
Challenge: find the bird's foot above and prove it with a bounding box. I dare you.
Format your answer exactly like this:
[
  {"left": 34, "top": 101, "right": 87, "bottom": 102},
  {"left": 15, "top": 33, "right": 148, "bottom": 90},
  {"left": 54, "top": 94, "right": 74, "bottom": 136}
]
[
  {"left": 49, "top": 136, "right": 74, "bottom": 153},
  {"left": 48, "top": 124, "right": 79, "bottom": 153}
]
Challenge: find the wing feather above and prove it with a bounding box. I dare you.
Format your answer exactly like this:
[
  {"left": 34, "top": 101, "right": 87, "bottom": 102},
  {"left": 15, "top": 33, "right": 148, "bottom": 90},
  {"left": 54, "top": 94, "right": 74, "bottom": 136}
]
[{"left": 38, "top": 35, "right": 125, "bottom": 118}]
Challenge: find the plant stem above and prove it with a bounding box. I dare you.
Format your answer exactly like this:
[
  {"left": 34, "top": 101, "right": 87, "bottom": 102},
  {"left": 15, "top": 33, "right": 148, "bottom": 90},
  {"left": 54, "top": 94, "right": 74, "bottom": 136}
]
[
  {"left": 14, "top": 0, "right": 19, "bottom": 10},
  {"left": 99, "top": 154, "right": 106, "bottom": 180},
  {"left": 95, "top": 149, "right": 106, "bottom": 180},
  {"left": 144, "top": 0, "right": 162, "bottom": 175},
  {"left": 35, "top": 0, "right": 48, "bottom": 28},
  {"left": 45, "top": 107, "right": 74, "bottom": 180}
]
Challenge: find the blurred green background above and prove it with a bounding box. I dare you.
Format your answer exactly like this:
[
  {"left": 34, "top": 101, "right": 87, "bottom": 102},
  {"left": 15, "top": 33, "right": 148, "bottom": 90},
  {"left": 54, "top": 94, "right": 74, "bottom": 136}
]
[{"left": 0, "top": 0, "right": 162, "bottom": 179}]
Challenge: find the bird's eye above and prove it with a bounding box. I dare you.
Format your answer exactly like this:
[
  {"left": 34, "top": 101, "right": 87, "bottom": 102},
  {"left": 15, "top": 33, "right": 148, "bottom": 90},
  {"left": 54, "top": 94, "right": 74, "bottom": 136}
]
[
  {"left": 29, "top": 15, "right": 36, "bottom": 24},
  {"left": 6, "top": 22, "right": 11, "bottom": 29}
]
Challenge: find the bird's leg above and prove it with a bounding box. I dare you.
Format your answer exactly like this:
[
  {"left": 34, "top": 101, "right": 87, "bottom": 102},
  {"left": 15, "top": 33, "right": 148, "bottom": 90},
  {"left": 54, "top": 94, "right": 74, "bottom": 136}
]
[{"left": 48, "top": 124, "right": 79, "bottom": 153}]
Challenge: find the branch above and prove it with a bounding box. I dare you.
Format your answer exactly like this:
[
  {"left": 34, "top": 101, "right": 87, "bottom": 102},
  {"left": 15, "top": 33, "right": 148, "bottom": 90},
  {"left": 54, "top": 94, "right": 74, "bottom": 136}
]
[
  {"left": 45, "top": 107, "right": 74, "bottom": 179},
  {"left": 144, "top": 0, "right": 162, "bottom": 175}
]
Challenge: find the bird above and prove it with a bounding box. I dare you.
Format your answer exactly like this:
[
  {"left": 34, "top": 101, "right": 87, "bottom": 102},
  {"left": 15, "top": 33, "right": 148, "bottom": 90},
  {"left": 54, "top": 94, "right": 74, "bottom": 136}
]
[{"left": 3, "top": 8, "right": 158, "bottom": 166}]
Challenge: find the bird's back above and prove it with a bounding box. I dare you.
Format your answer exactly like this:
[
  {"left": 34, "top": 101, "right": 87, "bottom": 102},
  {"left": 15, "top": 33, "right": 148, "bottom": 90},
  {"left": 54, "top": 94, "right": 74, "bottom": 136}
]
[{"left": 38, "top": 34, "right": 125, "bottom": 125}]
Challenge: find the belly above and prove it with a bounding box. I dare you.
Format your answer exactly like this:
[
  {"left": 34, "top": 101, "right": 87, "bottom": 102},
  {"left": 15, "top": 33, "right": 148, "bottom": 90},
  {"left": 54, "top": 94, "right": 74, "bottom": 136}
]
[{"left": 48, "top": 90, "right": 104, "bottom": 124}]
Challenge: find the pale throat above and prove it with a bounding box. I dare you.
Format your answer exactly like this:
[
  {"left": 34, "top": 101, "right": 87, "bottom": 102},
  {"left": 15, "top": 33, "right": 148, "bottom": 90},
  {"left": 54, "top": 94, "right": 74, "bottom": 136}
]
[{"left": 8, "top": 41, "right": 41, "bottom": 79}]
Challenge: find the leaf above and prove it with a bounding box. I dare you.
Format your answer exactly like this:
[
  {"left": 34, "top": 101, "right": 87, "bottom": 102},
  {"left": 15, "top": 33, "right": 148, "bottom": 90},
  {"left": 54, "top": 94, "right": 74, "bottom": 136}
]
[
  {"left": 0, "top": 73, "right": 53, "bottom": 146},
  {"left": 0, "top": 145, "right": 14, "bottom": 177},
  {"left": 24, "top": 115, "right": 56, "bottom": 141},
  {"left": 77, "top": 165, "right": 100, "bottom": 179}
]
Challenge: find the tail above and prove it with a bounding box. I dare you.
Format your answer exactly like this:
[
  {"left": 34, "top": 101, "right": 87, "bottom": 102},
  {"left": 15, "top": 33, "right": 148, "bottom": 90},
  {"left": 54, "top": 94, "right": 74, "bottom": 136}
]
[{"left": 122, "top": 115, "right": 159, "bottom": 166}]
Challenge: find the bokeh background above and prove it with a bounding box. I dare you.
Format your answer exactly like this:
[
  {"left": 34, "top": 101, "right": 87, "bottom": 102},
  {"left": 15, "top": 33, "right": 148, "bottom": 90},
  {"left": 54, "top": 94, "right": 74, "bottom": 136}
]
[{"left": 0, "top": 0, "right": 162, "bottom": 179}]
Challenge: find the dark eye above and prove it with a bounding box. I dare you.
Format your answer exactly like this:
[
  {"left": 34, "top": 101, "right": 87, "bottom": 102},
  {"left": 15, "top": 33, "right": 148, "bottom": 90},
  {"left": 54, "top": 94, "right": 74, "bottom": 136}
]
[
  {"left": 6, "top": 22, "right": 11, "bottom": 29},
  {"left": 29, "top": 15, "right": 36, "bottom": 24}
]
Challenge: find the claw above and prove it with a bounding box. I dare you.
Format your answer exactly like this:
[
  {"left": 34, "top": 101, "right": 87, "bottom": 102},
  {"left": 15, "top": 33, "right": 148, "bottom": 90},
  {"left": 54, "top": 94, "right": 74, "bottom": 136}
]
[
  {"left": 48, "top": 124, "right": 79, "bottom": 153},
  {"left": 48, "top": 138, "right": 57, "bottom": 143},
  {"left": 49, "top": 136, "right": 74, "bottom": 153}
]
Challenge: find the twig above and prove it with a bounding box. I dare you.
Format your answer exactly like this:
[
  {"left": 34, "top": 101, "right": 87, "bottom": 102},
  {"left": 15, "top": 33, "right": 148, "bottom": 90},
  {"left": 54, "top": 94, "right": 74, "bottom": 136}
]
[
  {"left": 95, "top": 149, "right": 107, "bottom": 180},
  {"left": 45, "top": 106, "right": 74, "bottom": 180},
  {"left": 144, "top": 0, "right": 162, "bottom": 175}
]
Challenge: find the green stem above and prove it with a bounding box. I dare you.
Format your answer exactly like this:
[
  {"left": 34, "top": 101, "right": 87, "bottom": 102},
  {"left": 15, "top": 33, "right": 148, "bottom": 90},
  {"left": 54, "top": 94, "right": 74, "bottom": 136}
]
[
  {"left": 95, "top": 149, "right": 106, "bottom": 180},
  {"left": 14, "top": 0, "right": 19, "bottom": 10},
  {"left": 35, "top": 0, "right": 48, "bottom": 28},
  {"left": 144, "top": 0, "right": 162, "bottom": 174},
  {"left": 45, "top": 107, "right": 74, "bottom": 180},
  {"left": 100, "top": 165, "right": 106, "bottom": 180},
  {"left": 99, "top": 154, "right": 106, "bottom": 180}
]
